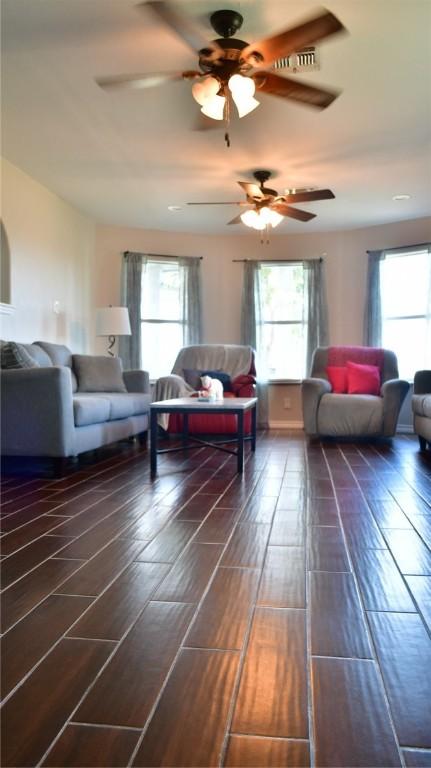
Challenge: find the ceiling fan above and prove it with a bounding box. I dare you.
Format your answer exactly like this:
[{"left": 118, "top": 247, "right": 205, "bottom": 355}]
[
  {"left": 187, "top": 170, "right": 335, "bottom": 236},
  {"left": 96, "top": 2, "right": 346, "bottom": 145}
]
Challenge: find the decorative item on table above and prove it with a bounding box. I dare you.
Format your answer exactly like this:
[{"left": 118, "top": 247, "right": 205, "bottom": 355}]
[{"left": 198, "top": 374, "right": 224, "bottom": 401}]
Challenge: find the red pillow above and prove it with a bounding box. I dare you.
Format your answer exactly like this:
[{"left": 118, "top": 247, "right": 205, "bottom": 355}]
[
  {"left": 346, "top": 361, "right": 380, "bottom": 395},
  {"left": 231, "top": 374, "right": 255, "bottom": 394},
  {"left": 326, "top": 366, "right": 347, "bottom": 394}
]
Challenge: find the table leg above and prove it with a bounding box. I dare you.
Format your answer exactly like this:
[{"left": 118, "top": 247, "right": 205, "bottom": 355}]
[
  {"left": 237, "top": 410, "right": 244, "bottom": 473},
  {"left": 150, "top": 409, "right": 158, "bottom": 479},
  {"left": 182, "top": 412, "right": 189, "bottom": 450},
  {"left": 251, "top": 403, "right": 257, "bottom": 452}
]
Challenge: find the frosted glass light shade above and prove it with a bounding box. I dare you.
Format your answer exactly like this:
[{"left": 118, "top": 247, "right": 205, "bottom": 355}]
[
  {"left": 240, "top": 209, "right": 265, "bottom": 230},
  {"left": 96, "top": 307, "right": 131, "bottom": 336},
  {"left": 259, "top": 207, "right": 283, "bottom": 228},
  {"left": 201, "top": 95, "right": 225, "bottom": 120},
  {"left": 191, "top": 76, "right": 220, "bottom": 106},
  {"left": 228, "top": 74, "right": 260, "bottom": 117}
]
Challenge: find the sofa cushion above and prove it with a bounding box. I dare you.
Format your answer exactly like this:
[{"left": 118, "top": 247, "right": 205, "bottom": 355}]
[
  {"left": 21, "top": 343, "right": 53, "bottom": 366},
  {"left": 35, "top": 341, "right": 78, "bottom": 392},
  {"left": 73, "top": 395, "right": 111, "bottom": 427},
  {"left": 73, "top": 355, "right": 127, "bottom": 393},
  {"left": 105, "top": 393, "right": 151, "bottom": 420},
  {"left": 412, "top": 394, "right": 431, "bottom": 419},
  {"left": 317, "top": 393, "right": 383, "bottom": 436},
  {"left": 0, "top": 342, "right": 41, "bottom": 370}
]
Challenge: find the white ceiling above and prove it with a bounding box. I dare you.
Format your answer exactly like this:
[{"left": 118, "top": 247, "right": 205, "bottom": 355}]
[{"left": 2, "top": 0, "right": 431, "bottom": 234}]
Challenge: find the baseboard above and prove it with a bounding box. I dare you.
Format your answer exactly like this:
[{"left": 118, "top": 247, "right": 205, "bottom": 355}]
[
  {"left": 397, "top": 425, "right": 414, "bottom": 434},
  {"left": 269, "top": 420, "right": 304, "bottom": 430}
]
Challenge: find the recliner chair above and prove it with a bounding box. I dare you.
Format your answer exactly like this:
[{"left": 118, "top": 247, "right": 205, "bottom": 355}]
[{"left": 302, "top": 346, "right": 409, "bottom": 438}]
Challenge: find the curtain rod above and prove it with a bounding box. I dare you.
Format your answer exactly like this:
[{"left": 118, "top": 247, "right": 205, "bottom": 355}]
[
  {"left": 232, "top": 257, "right": 323, "bottom": 263},
  {"left": 123, "top": 251, "right": 203, "bottom": 259},
  {"left": 366, "top": 242, "right": 430, "bottom": 254}
]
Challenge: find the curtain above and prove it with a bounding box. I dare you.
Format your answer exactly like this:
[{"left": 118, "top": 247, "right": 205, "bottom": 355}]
[
  {"left": 179, "top": 256, "right": 202, "bottom": 345},
  {"left": 364, "top": 250, "right": 384, "bottom": 346},
  {"left": 119, "top": 251, "right": 146, "bottom": 369},
  {"left": 241, "top": 261, "right": 269, "bottom": 428},
  {"left": 304, "top": 259, "right": 329, "bottom": 375}
]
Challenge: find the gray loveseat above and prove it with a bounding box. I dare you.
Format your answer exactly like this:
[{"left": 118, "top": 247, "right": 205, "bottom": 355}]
[
  {"left": 412, "top": 370, "right": 431, "bottom": 450},
  {"left": 1, "top": 341, "right": 150, "bottom": 471},
  {"left": 302, "top": 345, "right": 409, "bottom": 438}
]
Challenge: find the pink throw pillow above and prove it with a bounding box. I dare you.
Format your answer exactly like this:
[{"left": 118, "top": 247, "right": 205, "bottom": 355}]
[
  {"left": 326, "top": 366, "right": 347, "bottom": 394},
  {"left": 346, "top": 361, "right": 380, "bottom": 395}
]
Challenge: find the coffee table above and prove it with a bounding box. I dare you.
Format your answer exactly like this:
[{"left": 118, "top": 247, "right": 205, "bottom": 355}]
[{"left": 150, "top": 397, "right": 257, "bottom": 478}]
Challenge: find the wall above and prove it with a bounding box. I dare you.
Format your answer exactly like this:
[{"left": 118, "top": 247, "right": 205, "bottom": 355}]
[
  {"left": 95, "top": 216, "right": 431, "bottom": 425},
  {"left": 0, "top": 158, "right": 95, "bottom": 351}
]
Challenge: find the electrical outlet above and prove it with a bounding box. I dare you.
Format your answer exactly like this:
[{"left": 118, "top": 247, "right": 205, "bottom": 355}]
[{"left": 283, "top": 397, "right": 292, "bottom": 409}]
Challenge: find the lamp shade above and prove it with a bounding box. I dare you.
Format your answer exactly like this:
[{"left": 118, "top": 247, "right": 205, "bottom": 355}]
[{"left": 96, "top": 306, "right": 131, "bottom": 336}]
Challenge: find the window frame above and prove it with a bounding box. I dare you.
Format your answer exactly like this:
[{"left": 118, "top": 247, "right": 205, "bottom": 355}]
[
  {"left": 139, "top": 258, "right": 185, "bottom": 380},
  {"left": 258, "top": 262, "right": 308, "bottom": 382},
  {"left": 379, "top": 246, "right": 431, "bottom": 380}
]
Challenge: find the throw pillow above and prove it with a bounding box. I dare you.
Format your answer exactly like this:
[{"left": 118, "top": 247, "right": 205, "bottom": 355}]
[
  {"left": 346, "top": 361, "right": 380, "bottom": 395},
  {"left": 231, "top": 374, "right": 255, "bottom": 394},
  {"left": 183, "top": 368, "right": 202, "bottom": 391},
  {"left": 326, "top": 366, "right": 347, "bottom": 394},
  {"left": 183, "top": 368, "right": 233, "bottom": 392},
  {"left": 0, "top": 342, "right": 40, "bottom": 370},
  {"left": 73, "top": 355, "right": 127, "bottom": 393}
]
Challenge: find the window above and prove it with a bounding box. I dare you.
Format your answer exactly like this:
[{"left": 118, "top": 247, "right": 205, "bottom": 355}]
[
  {"left": 380, "top": 247, "right": 431, "bottom": 379},
  {"left": 140, "top": 260, "right": 184, "bottom": 379},
  {"left": 259, "top": 262, "right": 307, "bottom": 380}
]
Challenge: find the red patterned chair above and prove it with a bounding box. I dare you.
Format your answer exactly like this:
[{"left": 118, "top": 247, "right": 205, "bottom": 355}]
[{"left": 154, "top": 344, "right": 256, "bottom": 435}]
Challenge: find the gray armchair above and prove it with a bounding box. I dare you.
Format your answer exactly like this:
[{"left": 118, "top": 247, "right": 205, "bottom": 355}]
[
  {"left": 302, "top": 346, "right": 409, "bottom": 438},
  {"left": 412, "top": 370, "right": 431, "bottom": 450}
]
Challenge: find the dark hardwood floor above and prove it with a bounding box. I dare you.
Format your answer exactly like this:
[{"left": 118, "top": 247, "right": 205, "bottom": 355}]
[{"left": 1, "top": 432, "right": 431, "bottom": 767}]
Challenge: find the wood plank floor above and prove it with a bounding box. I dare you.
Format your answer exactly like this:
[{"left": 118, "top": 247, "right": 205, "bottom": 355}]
[{"left": 1, "top": 432, "right": 431, "bottom": 767}]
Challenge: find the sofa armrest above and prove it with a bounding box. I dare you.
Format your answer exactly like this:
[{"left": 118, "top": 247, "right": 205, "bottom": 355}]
[
  {"left": 414, "top": 370, "right": 431, "bottom": 395},
  {"left": 380, "top": 378, "right": 410, "bottom": 437},
  {"left": 123, "top": 369, "right": 150, "bottom": 394},
  {"left": 301, "top": 377, "right": 332, "bottom": 436},
  {"left": 0, "top": 367, "right": 76, "bottom": 457},
  {"left": 237, "top": 382, "right": 256, "bottom": 398}
]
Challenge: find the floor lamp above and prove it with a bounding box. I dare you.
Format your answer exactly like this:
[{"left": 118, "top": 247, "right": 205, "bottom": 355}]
[{"left": 96, "top": 306, "right": 131, "bottom": 356}]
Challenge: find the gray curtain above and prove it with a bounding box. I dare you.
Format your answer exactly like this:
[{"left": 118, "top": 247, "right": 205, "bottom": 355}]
[
  {"left": 241, "top": 261, "right": 269, "bottom": 429},
  {"left": 304, "top": 259, "right": 329, "bottom": 375},
  {"left": 364, "top": 250, "right": 384, "bottom": 346},
  {"left": 119, "top": 252, "right": 146, "bottom": 369},
  {"left": 179, "top": 256, "right": 202, "bottom": 345}
]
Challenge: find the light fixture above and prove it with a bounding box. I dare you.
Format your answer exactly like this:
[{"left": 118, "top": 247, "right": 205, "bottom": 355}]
[
  {"left": 96, "top": 306, "right": 131, "bottom": 356},
  {"left": 201, "top": 94, "right": 226, "bottom": 120},
  {"left": 392, "top": 194, "right": 411, "bottom": 201},
  {"left": 192, "top": 76, "right": 226, "bottom": 120},
  {"left": 168, "top": 205, "right": 182, "bottom": 212},
  {"left": 241, "top": 207, "right": 283, "bottom": 231},
  {"left": 228, "top": 74, "right": 260, "bottom": 117}
]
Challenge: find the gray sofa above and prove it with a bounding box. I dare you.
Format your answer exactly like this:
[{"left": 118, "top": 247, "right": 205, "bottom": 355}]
[
  {"left": 412, "top": 370, "right": 431, "bottom": 450},
  {"left": 0, "top": 341, "right": 150, "bottom": 470},
  {"left": 302, "top": 346, "right": 409, "bottom": 438}
]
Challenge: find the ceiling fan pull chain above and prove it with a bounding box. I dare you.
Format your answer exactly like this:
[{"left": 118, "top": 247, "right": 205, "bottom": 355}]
[{"left": 224, "top": 89, "right": 231, "bottom": 147}]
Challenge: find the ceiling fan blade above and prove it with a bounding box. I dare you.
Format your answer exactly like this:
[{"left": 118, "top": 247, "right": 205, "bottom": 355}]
[
  {"left": 241, "top": 9, "right": 345, "bottom": 68},
  {"left": 238, "top": 182, "right": 264, "bottom": 199},
  {"left": 227, "top": 214, "right": 243, "bottom": 225},
  {"left": 281, "top": 189, "right": 335, "bottom": 203},
  {"left": 96, "top": 70, "right": 200, "bottom": 91},
  {"left": 254, "top": 71, "right": 339, "bottom": 109},
  {"left": 272, "top": 203, "right": 316, "bottom": 222},
  {"left": 187, "top": 202, "right": 247, "bottom": 206},
  {"left": 142, "top": 1, "right": 223, "bottom": 61}
]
